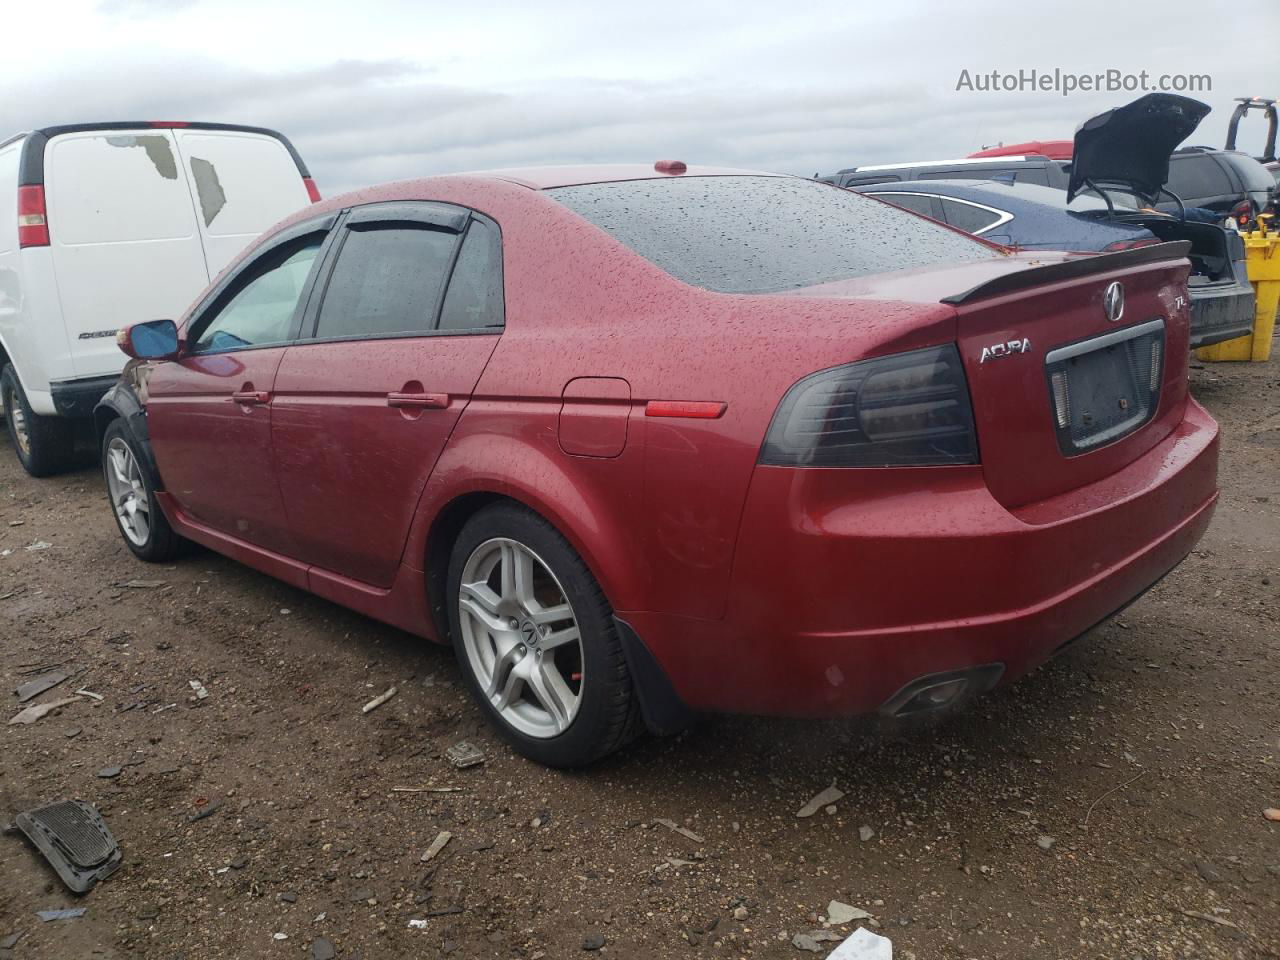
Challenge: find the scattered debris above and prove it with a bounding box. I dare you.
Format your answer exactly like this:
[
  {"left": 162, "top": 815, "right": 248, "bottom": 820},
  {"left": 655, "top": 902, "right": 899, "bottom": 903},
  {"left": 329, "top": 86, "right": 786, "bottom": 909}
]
[
  {"left": 582, "top": 932, "right": 606, "bottom": 950},
  {"left": 361, "top": 686, "right": 397, "bottom": 713},
  {"left": 115, "top": 579, "right": 168, "bottom": 589},
  {"left": 188, "top": 797, "right": 224, "bottom": 823},
  {"left": 1263, "top": 808, "right": 1280, "bottom": 822},
  {"left": 654, "top": 818, "right": 705, "bottom": 843},
  {"left": 188, "top": 679, "right": 209, "bottom": 700},
  {"left": 1082, "top": 770, "right": 1146, "bottom": 827},
  {"left": 1036, "top": 835, "right": 1056, "bottom": 851},
  {"left": 10, "top": 801, "right": 122, "bottom": 893},
  {"left": 407, "top": 918, "right": 429, "bottom": 930},
  {"left": 446, "top": 741, "right": 485, "bottom": 769},
  {"left": 273, "top": 932, "right": 288, "bottom": 940},
  {"left": 8, "top": 697, "right": 80, "bottom": 726},
  {"left": 7, "top": 519, "right": 24, "bottom": 526},
  {"left": 278, "top": 892, "right": 297, "bottom": 904},
  {"left": 96, "top": 766, "right": 122, "bottom": 779},
  {"left": 1194, "top": 860, "right": 1222, "bottom": 884},
  {"left": 14, "top": 670, "right": 70, "bottom": 703},
  {"left": 0, "top": 932, "right": 25, "bottom": 949},
  {"left": 792, "top": 933, "right": 824, "bottom": 952},
  {"left": 26, "top": 541, "right": 52, "bottom": 552},
  {"left": 827, "top": 901, "right": 873, "bottom": 924},
  {"left": 828, "top": 927, "right": 893, "bottom": 959},
  {"left": 35, "top": 908, "right": 86, "bottom": 922},
  {"left": 420, "top": 831, "right": 452, "bottom": 863},
  {"left": 859, "top": 825, "right": 876, "bottom": 842},
  {"left": 392, "top": 785, "right": 464, "bottom": 794},
  {"left": 1180, "top": 909, "right": 1239, "bottom": 929},
  {"left": 797, "top": 784, "right": 845, "bottom": 818},
  {"left": 732, "top": 905, "right": 749, "bottom": 921},
  {"left": 73, "top": 689, "right": 104, "bottom": 702}
]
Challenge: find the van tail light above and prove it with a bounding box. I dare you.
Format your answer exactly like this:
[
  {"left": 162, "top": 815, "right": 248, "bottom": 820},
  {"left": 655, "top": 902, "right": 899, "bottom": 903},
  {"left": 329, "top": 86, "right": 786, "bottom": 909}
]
[
  {"left": 759, "top": 344, "right": 979, "bottom": 467},
  {"left": 303, "top": 177, "right": 321, "bottom": 203},
  {"left": 1229, "top": 199, "right": 1253, "bottom": 229},
  {"left": 1102, "top": 237, "right": 1162, "bottom": 252},
  {"left": 17, "top": 185, "right": 50, "bottom": 247}
]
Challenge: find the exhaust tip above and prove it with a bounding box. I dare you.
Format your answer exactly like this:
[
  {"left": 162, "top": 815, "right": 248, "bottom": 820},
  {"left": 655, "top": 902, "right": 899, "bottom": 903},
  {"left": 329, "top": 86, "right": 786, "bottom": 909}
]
[{"left": 880, "top": 664, "right": 1005, "bottom": 719}]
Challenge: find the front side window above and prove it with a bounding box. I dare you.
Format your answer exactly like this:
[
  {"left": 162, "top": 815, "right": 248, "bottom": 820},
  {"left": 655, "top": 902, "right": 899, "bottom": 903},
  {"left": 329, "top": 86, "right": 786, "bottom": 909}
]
[
  {"left": 550, "top": 176, "right": 997, "bottom": 295},
  {"left": 191, "top": 235, "right": 324, "bottom": 352},
  {"left": 314, "top": 225, "right": 457, "bottom": 340}
]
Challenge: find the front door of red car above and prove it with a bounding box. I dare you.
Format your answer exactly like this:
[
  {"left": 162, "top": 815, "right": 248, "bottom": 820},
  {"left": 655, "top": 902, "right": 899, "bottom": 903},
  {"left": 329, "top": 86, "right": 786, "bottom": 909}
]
[
  {"left": 147, "top": 219, "right": 334, "bottom": 556},
  {"left": 271, "top": 204, "right": 505, "bottom": 587}
]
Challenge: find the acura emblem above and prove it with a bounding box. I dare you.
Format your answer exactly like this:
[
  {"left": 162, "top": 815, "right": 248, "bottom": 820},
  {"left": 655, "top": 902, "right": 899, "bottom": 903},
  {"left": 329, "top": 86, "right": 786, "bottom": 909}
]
[{"left": 1103, "top": 281, "right": 1125, "bottom": 323}]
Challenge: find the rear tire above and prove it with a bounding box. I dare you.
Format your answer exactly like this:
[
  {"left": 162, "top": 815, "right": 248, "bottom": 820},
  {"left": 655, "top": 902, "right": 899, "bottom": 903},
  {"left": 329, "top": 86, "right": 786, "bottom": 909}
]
[
  {"left": 101, "top": 418, "right": 183, "bottom": 562},
  {"left": 446, "top": 502, "right": 641, "bottom": 768},
  {"left": 1, "top": 364, "right": 76, "bottom": 477}
]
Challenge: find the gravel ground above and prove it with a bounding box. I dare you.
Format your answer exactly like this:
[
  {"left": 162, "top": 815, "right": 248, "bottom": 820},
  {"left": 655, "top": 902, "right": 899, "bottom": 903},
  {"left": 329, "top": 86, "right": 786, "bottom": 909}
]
[{"left": 1, "top": 361, "right": 1277, "bottom": 960}]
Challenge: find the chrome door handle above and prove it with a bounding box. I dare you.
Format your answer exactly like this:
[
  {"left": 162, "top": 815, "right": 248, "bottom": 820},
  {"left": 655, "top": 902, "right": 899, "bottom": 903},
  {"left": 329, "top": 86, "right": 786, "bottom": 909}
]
[
  {"left": 231, "top": 390, "right": 269, "bottom": 405},
  {"left": 387, "top": 392, "right": 448, "bottom": 409}
]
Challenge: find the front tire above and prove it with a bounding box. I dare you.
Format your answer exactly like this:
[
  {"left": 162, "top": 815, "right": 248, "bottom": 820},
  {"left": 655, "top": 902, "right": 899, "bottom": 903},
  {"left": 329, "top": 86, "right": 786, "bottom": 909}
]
[
  {"left": 1, "top": 364, "right": 75, "bottom": 477},
  {"left": 102, "top": 419, "right": 183, "bottom": 562},
  {"left": 446, "top": 502, "right": 640, "bottom": 767}
]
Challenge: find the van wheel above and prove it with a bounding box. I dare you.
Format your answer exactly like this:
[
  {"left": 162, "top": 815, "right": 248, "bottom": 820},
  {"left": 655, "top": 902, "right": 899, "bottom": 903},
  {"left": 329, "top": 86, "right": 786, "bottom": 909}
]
[
  {"left": 446, "top": 502, "right": 642, "bottom": 768},
  {"left": 1, "top": 364, "right": 75, "bottom": 477},
  {"left": 101, "top": 419, "right": 182, "bottom": 562}
]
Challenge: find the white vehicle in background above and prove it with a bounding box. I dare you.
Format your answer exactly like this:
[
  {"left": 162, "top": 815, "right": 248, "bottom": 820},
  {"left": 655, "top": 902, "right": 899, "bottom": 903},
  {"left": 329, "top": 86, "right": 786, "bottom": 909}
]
[{"left": 0, "top": 121, "right": 319, "bottom": 475}]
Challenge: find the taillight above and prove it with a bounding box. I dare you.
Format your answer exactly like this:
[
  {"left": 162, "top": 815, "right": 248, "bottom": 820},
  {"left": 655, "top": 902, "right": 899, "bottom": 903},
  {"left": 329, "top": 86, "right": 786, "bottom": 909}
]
[
  {"left": 303, "top": 177, "right": 321, "bottom": 203},
  {"left": 17, "top": 185, "right": 49, "bottom": 247},
  {"left": 759, "top": 344, "right": 978, "bottom": 467},
  {"left": 1229, "top": 199, "right": 1253, "bottom": 229},
  {"left": 1102, "top": 237, "right": 1162, "bottom": 252}
]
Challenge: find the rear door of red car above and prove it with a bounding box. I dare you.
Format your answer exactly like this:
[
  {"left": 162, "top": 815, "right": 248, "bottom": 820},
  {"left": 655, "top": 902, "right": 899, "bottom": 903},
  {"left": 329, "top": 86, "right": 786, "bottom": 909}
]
[
  {"left": 271, "top": 203, "right": 504, "bottom": 587},
  {"left": 147, "top": 216, "right": 337, "bottom": 557}
]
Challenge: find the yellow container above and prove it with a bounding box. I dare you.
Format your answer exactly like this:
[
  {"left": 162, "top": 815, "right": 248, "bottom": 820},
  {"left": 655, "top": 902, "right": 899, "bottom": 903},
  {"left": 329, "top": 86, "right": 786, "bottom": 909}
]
[{"left": 1196, "top": 216, "right": 1280, "bottom": 362}]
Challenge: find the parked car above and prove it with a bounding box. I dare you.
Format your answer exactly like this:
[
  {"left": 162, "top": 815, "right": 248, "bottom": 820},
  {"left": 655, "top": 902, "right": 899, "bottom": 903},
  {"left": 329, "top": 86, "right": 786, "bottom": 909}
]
[
  {"left": 1162, "top": 146, "right": 1276, "bottom": 229},
  {"left": 818, "top": 154, "right": 1069, "bottom": 189},
  {"left": 0, "top": 121, "right": 318, "bottom": 476},
  {"left": 97, "top": 164, "right": 1219, "bottom": 767},
  {"left": 851, "top": 178, "right": 1256, "bottom": 347}
]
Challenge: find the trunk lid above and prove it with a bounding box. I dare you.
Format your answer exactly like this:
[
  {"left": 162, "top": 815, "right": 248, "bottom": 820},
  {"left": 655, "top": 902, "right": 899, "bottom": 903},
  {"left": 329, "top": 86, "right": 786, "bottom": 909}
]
[
  {"left": 1068, "top": 93, "right": 1210, "bottom": 205},
  {"left": 948, "top": 244, "right": 1193, "bottom": 509}
]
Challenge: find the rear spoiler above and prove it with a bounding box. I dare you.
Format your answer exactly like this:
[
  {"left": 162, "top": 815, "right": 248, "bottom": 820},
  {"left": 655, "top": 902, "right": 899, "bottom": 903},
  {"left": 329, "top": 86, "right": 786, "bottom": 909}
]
[{"left": 940, "top": 241, "right": 1192, "bottom": 306}]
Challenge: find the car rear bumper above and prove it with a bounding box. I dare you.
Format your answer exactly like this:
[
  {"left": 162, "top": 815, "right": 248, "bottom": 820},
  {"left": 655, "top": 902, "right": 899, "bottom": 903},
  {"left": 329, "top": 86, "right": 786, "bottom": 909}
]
[
  {"left": 1189, "top": 274, "right": 1255, "bottom": 348},
  {"left": 619, "top": 398, "right": 1219, "bottom": 717}
]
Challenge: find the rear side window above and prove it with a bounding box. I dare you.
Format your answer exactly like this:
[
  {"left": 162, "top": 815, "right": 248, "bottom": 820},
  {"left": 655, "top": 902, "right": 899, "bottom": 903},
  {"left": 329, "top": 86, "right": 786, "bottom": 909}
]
[
  {"left": 1165, "top": 156, "right": 1234, "bottom": 200},
  {"left": 550, "top": 176, "right": 997, "bottom": 294},
  {"left": 46, "top": 132, "right": 197, "bottom": 244},
  {"left": 191, "top": 235, "right": 324, "bottom": 352},
  {"left": 939, "top": 198, "right": 1005, "bottom": 233},
  {"left": 869, "top": 192, "right": 937, "bottom": 218},
  {"left": 314, "top": 226, "right": 457, "bottom": 340},
  {"left": 438, "top": 218, "right": 505, "bottom": 330},
  {"left": 1220, "top": 154, "right": 1276, "bottom": 194}
]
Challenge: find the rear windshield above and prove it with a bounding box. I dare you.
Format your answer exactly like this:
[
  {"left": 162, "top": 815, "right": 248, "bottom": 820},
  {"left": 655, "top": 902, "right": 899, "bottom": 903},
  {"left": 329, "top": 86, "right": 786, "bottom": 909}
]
[{"left": 549, "top": 176, "right": 999, "bottom": 294}]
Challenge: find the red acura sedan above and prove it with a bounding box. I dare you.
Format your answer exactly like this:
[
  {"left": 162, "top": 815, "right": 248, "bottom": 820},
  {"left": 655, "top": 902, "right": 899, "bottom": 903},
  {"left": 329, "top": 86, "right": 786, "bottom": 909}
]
[{"left": 96, "top": 163, "right": 1219, "bottom": 767}]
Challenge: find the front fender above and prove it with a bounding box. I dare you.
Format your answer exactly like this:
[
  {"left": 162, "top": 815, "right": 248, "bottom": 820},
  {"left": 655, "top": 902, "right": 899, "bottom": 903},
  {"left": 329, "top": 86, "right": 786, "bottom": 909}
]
[{"left": 94, "top": 379, "right": 162, "bottom": 490}]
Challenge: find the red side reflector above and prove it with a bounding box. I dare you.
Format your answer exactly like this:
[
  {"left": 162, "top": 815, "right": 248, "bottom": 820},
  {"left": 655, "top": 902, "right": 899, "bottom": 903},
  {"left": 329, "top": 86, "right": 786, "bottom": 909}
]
[
  {"left": 654, "top": 160, "right": 687, "bottom": 175},
  {"left": 303, "top": 177, "right": 321, "bottom": 203},
  {"left": 147, "top": 121, "right": 190, "bottom": 128},
  {"left": 17, "top": 185, "right": 49, "bottom": 247},
  {"left": 645, "top": 400, "right": 726, "bottom": 419}
]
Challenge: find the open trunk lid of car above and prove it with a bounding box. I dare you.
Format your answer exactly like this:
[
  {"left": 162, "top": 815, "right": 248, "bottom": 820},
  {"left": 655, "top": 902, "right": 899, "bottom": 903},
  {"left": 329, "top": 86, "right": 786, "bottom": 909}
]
[
  {"left": 944, "top": 241, "right": 1193, "bottom": 510},
  {"left": 1067, "top": 93, "right": 1211, "bottom": 204}
]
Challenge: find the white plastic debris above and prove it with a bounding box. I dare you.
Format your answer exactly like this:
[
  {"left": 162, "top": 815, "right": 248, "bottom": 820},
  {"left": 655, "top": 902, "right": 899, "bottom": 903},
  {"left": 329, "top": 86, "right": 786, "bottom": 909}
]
[
  {"left": 362, "top": 686, "right": 397, "bottom": 713},
  {"left": 9, "top": 697, "right": 80, "bottom": 725},
  {"left": 188, "top": 679, "right": 209, "bottom": 700},
  {"left": 797, "top": 784, "right": 845, "bottom": 818},
  {"left": 827, "top": 901, "right": 873, "bottom": 924},
  {"left": 827, "top": 927, "right": 892, "bottom": 959},
  {"left": 407, "top": 918, "right": 429, "bottom": 929},
  {"left": 654, "top": 818, "right": 705, "bottom": 843}
]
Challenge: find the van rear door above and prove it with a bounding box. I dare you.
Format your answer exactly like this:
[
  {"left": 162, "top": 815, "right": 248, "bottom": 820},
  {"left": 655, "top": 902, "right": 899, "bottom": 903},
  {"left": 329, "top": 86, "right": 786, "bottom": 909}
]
[
  {"left": 171, "top": 129, "right": 312, "bottom": 276},
  {"left": 45, "top": 128, "right": 210, "bottom": 380}
]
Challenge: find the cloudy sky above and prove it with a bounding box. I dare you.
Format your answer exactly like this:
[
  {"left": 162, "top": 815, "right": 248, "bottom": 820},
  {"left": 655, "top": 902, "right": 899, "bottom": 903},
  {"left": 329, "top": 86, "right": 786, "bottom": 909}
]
[{"left": 3, "top": 0, "right": 1276, "bottom": 194}]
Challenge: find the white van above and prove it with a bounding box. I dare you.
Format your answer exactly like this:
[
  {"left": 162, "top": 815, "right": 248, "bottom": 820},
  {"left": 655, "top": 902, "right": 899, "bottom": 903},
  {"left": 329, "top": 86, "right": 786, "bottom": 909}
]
[{"left": 0, "top": 121, "right": 318, "bottom": 475}]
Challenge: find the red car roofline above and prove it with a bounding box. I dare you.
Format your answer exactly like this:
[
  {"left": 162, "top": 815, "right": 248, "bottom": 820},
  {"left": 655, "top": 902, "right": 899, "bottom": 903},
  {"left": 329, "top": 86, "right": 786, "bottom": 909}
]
[{"left": 457, "top": 163, "right": 789, "bottom": 190}]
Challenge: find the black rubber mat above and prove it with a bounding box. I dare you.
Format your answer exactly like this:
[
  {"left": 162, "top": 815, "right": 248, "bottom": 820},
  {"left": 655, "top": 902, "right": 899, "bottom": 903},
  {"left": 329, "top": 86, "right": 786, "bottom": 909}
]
[{"left": 12, "top": 800, "right": 121, "bottom": 893}]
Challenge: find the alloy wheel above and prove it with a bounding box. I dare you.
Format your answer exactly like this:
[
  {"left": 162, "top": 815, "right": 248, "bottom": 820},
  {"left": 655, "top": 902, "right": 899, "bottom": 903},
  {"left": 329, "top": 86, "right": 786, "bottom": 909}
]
[
  {"left": 105, "top": 437, "right": 151, "bottom": 547},
  {"left": 457, "top": 537, "right": 584, "bottom": 739},
  {"left": 4, "top": 387, "right": 30, "bottom": 457}
]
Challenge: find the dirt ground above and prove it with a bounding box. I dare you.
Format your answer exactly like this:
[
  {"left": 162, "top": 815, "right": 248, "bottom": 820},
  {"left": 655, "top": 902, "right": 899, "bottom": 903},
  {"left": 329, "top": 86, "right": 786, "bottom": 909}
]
[{"left": 1, "top": 360, "right": 1277, "bottom": 960}]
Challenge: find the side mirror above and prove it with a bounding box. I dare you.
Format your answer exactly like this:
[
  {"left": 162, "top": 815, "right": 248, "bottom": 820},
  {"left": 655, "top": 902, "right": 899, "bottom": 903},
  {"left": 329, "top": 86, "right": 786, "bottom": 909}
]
[{"left": 117, "top": 319, "right": 181, "bottom": 361}]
